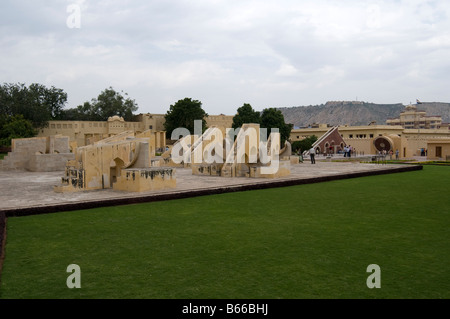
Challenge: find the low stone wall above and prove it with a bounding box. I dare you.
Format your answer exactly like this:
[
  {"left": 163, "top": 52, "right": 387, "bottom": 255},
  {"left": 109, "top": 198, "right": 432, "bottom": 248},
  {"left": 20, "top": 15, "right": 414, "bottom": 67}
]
[
  {"left": 251, "top": 160, "right": 291, "bottom": 178},
  {"left": 0, "top": 152, "right": 27, "bottom": 170},
  {"left": 0, "top": 136, "right": 73, "bottom": 171},
  {"left": 28, "top": 154, "right": 75, "bottom": 172},
  {"left": 113, "top": 168, "right": 176, "bottom": 192},
  {"left": 192, "top": 163, "right": 223, "bottom": 176},
  {"left": 0, "top": 153, "right": 74, "bottom": 171}
]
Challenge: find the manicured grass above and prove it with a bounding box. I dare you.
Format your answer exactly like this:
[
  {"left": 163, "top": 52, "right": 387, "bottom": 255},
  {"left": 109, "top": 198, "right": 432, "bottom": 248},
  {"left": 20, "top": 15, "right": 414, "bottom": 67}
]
[{"left": 1, "top": 166, "right": 449, "bottom": 299}]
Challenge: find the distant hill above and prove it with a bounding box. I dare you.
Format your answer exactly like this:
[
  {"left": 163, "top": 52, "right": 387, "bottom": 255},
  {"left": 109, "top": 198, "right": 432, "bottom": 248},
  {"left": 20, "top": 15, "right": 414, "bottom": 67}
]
[{"left": 278, "top": 101, "right": 450, "bottom": 128}]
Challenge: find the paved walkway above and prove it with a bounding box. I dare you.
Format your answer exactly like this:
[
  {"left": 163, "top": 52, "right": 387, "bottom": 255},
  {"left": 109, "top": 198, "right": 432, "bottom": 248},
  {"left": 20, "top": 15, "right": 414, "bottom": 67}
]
[{"left": 0, "top": 161, "right": 421, "bottom": 216}]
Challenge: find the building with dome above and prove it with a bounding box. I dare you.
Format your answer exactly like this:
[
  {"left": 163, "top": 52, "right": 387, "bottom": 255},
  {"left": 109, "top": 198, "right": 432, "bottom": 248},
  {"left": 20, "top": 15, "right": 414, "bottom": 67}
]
[
  {"left": 386, "top": 104, "right": 443, "bottom": 129},
  {"left": 289, "top": 104, "right": 450, "bottom": 159}
]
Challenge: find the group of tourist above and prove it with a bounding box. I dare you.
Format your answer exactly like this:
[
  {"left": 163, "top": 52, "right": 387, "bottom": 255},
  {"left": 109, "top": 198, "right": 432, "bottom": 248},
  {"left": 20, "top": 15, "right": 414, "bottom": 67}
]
[
  {"left": 343, "top": 145, "right": 353, "bottom": 157},
  {"left": 307, "top": 144, "right": 355, "bottom": 164}
]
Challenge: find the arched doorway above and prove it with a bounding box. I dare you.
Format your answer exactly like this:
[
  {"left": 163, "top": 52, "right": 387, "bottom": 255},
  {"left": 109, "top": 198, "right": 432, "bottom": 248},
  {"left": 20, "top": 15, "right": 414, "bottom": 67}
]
[{"left": 110, "top": 157, "right": 125, "bottom": 187}]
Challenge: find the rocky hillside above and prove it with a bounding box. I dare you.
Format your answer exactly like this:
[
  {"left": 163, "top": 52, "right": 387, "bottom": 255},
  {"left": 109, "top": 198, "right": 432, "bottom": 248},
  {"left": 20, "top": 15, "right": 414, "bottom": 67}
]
[{"left": 278, "top": 101, "right": 450, "bottom": 128}]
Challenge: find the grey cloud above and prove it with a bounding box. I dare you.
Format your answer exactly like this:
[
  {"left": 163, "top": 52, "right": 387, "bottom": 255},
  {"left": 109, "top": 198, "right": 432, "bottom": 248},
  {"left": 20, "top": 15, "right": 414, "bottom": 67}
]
[{"left": 1, "top": 0, "right": 450, "bottom": 114}]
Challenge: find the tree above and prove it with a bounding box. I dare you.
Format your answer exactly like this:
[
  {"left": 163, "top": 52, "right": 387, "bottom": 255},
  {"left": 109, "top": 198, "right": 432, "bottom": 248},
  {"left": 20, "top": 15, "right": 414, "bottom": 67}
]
[
  {"left": 60, "top": 87, "right": 138, "bottom": 121},
  {"left": 259, "top": 108, "right": 292, "bottom": 147},
  {"left": 232, "top": 103, "right": 260, "bottom": 129},
  {"left": 58, "top": 104, "right": 90, "bottom": 121},
  {"left": 0, "top": 82, "right": 67, "bottom": 128},
  {"left": 93, "top": 87, "right": 138, "bottom": 121},
  {"left": 0, "top": 114, "right": 36, "bottom": 146},
  {"left": 292, "top": 135, "right": 318, "bottom": 154},
  {"left": 164, "top": 98, "right": 208, "bottom": 138}
]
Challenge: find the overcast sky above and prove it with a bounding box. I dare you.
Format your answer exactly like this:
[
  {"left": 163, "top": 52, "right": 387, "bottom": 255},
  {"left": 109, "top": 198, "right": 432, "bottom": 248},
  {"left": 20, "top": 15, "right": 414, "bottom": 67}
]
[{"left": 1, "top": 0, "right": 450, "bottom": 115}]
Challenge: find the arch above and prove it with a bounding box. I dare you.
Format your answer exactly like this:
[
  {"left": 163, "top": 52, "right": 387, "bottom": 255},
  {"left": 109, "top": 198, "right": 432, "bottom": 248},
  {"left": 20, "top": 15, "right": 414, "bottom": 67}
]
[{"left": 110, "top": 157, "right": 125, "bottom": 187}]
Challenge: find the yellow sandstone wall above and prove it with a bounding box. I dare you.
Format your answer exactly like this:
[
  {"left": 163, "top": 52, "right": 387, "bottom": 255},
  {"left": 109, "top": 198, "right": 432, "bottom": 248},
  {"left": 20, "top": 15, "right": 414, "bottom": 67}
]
[
  {"left": 426, "top": 140, "right": 450, "bottom": 160},
  {"left": 113, "top": 168, "right": 176, "bottom": 192}
]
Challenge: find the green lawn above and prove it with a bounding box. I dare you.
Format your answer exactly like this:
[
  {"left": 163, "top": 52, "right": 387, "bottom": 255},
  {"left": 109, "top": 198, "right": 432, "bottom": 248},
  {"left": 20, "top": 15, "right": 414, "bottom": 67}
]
[{"left": 1, "top": 165, "right": 449, "bottom": 299}]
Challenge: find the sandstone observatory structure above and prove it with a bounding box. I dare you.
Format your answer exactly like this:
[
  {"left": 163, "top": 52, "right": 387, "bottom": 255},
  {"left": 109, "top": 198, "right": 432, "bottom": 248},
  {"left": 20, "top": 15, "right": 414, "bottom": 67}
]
[
  {"left": 54, "top": 130, "right": 175, "bottom": 193},
  {"left": 185, "top": 124, "right": 293, "bottom": 178},
  {"left": 0, "top": 135, "right": 74, "bottom": 172}
]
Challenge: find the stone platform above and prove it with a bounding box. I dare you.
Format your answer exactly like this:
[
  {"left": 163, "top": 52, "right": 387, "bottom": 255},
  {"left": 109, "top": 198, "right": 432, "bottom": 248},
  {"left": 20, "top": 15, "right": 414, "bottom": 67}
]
[{"left": 0, "top": 161, "right": 422, "bottom": 217}]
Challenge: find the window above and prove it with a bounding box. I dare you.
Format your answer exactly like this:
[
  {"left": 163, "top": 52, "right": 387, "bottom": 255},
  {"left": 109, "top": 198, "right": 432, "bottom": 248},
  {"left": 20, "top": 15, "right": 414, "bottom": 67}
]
[
  {"left": 370, "top": 134, "right": 374, "bottom": 138},
  {"left": 149, "top": 125, "right": 153, "bottom": 130},
  {"left": 349, "top": 134, "right": 353, "bottom": 138}
]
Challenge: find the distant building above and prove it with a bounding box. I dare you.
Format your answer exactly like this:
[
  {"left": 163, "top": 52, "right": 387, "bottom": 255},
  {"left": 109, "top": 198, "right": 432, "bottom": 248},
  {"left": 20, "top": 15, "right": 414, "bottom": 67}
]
[
  {"left": 325, "top": 101, "right": 364, "bottom": 106},
  {"left": 290, "top": 123, "right": 450, "bottom": 158},
  {"left": 386, "top": 104, "right": 442, "bottom": 129},
  {"left": 290, "top": 104, "right": 450, "bottom": 159},
  {"left": 427, "top": 139, "right": 450, "bottom": 160}
]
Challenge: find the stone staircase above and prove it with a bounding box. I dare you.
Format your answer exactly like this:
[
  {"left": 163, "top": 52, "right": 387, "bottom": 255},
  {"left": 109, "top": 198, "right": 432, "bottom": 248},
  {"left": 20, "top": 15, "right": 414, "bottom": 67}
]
[{"left": 0, "top": 151, "right": 27, "bottom": 171}]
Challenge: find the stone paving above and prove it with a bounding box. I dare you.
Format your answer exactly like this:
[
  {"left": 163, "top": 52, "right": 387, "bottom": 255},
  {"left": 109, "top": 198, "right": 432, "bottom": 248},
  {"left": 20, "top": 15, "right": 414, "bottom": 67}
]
[{"left": 0, "top": 159, "right": 420, "bottom": 215}]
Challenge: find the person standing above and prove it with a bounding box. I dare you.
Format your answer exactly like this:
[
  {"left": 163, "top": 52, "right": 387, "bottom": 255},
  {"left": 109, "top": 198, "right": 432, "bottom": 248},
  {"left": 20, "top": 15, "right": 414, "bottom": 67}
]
[
  {"left": 309, "top": 147, "right": 316, "bottom": 164},
  {"left": 396, "top": 149, "right": 399, "bottom": 160}
]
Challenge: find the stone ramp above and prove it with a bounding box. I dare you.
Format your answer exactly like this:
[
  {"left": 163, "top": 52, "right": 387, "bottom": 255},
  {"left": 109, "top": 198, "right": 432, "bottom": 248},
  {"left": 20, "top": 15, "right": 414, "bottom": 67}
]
[{"left": 0, "top": 162, "right": 422, "bottom": 217}]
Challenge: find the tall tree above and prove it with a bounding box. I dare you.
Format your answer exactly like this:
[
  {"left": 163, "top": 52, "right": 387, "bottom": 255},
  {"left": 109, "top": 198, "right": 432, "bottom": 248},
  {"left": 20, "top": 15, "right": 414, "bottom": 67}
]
[
  {"left": 292, "top": 135, "right": 318, "bottom": 154},
  {"left": 232, "top": 103, "right": 260, "bottom": 129},
  {"left": 60, "top": 87, "right": 139, "bottom": 121},
  {"left": 0, "top": 82, "right": 67, "bottom": 128},
  {"left": 164, "top": 98, "right": 208, "bottom": 138},
  {"left": 0, "top": 114, "right": 36, "bottom": 146},
  {"left": 260, "top": 108, "right": 292, "bottom": 147},
  {"left": 93, "top": 87, "right": 138, "bottom": 121}
]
